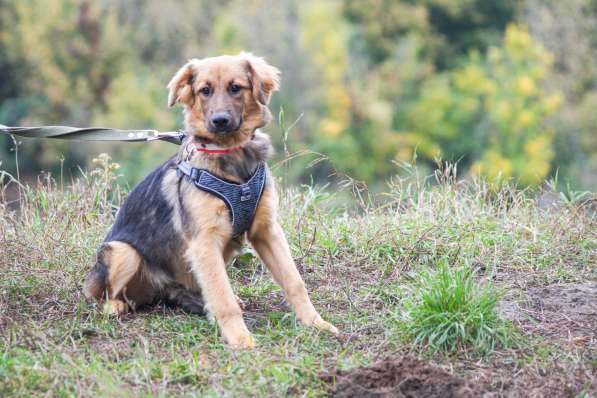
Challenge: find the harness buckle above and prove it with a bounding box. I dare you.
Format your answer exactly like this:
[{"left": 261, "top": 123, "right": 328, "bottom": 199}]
[
  {"left": 175, "top": 160, "right": 183, "bottom": 178},
  {"left": 190, "top": 168, "right": 200, "bottom": 181},
  {"left": 240, "top": 185, "right": 252, "bottom": 202}
]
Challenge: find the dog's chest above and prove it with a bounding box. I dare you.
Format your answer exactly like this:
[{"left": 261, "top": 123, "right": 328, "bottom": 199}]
[
  {"left": 184, "top": 187, "right": 231, "bottom": 232},
  {"left": 161, "top": 168, "right": 232, "bottom": 239}
]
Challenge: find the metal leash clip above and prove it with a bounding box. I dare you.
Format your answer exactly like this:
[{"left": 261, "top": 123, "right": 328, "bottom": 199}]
[{"left": 146, "top": 130, "right": 186, "bottom": 144}]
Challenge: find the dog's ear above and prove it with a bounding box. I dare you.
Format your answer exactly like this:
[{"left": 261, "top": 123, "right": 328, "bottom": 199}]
[
  {"left": 242, "top": 52, "right": 280, "bottom": 106},
  {"left": 167, "top": 60, "right": 197, "bottom": 107}
]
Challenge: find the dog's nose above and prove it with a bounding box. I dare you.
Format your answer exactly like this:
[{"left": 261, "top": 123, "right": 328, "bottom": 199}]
[{"left": 210, "top": 113, "right": 232, "bottom": 132}]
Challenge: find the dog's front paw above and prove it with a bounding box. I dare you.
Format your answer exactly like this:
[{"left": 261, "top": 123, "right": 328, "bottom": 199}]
[
  {"left": 226, "top": 332, "right": 256, "bottom": 349},
  {"left": 220, "top": 320, "right": 256, "bottom": 349},
  {"left": 313, "top": 317, "right": 339, "bottom": 335},
  {"left": 103, "top": 299, "right": 129, "bottom": 315},
  {"left": 301, "top": 314, "right": 339, "bottom": 335}
]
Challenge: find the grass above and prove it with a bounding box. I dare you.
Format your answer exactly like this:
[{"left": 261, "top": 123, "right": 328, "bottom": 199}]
[
  {"left": 400, "top": 258, "right": 516, "bottom": 355},
  {"left": 0, "top": 155, "right": 595, "bottom": 396}
]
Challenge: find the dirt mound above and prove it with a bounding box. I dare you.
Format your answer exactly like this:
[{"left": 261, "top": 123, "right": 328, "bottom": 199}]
[{"left": 322, "top": 356, "right": 484, "bottom": 398}]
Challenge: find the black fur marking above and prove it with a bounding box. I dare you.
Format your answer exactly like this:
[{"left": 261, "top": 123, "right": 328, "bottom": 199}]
[
  {"left": 84, "top": 243, "right": 112, "bottom": 298},
  {"left": 105, "top": 158, "right": 182, "bottom": 276},
  {"left": 84, "top": 259, "right": 108, "bottom": 297},
  {"left": 162, "top": 283, "right": 205, "bottom": 315},
  {"left": 176, "top": 174, "right": 193, "bottom": 233}
]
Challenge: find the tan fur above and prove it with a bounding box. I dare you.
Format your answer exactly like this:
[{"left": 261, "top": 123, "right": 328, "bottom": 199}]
[
  {"left": 91, "top": 53, "right": 337, "bottom": 348},
  {"left": 103, "top": 241, "right": 172, "bottom": 312},
  {"left": 84, "top": 241, "right": 145, "bottom": 314},
  {"left": 104, "top": 241, "right": 142, "bottom": 298},
  {"left": 176, "top": 173, "right": 256, "bottom": 346},
  {"left": 104, "top": 299, "right": 129, "bottom": 315}
]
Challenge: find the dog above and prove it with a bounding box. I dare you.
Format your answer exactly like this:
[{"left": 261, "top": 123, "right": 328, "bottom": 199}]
[{"left": 83, "top": 53, "right": 338, "bottom": 348}]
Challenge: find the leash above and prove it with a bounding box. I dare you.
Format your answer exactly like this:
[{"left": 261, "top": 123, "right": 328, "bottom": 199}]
[
  {"left": 0, "top": 124, "right": 186, "bottom": 145},
  {"left": 0, "top": 124, "right": 248, "bottom": 152}
]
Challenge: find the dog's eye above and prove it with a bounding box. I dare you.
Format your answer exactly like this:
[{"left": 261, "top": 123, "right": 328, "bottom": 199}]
[
  {"left": 229, "top": 84, "right": 241, "bottom": 94},
  {"left": 199, "top": 86, "right": 211, "bottom": 96}
]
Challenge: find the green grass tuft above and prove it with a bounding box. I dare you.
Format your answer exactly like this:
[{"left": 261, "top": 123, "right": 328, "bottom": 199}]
[{"left": 401, "top": 259, "right": 517, "bottom": 355}]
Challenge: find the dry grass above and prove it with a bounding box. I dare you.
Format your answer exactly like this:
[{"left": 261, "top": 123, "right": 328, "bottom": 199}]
[{"left": 0, "top": 157, "right": 595, "bottom": 397}]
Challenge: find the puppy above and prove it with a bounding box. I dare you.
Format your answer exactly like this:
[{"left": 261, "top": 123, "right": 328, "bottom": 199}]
[{"left": 84, "top": 53, "right": 338, "bottom": 348}]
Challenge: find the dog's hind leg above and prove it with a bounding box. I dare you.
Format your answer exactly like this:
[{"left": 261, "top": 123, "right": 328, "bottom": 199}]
[{"left": 84, "top": 241, "right": 143, "bottom": 315}]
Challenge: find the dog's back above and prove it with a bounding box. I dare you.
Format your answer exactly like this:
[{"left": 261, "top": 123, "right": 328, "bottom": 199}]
[
  {"left": 84, "top": 157, "right": 184, "bottom": 304},
  {"left": 105, "top": 158, "right": 183, "bottom": 273}
]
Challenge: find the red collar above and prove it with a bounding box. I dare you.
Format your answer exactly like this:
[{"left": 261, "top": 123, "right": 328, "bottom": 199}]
[
  {"left": 194, "top": 137, "right": 244, "bottom": 154},
  {"left": 195, "top": 145, "right": 244, "bottom": 154}
]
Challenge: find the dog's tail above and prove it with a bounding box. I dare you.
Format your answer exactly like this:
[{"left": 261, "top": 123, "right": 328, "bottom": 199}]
[{"left": 83, "top": 256, "right": 109, "bottom": 300}]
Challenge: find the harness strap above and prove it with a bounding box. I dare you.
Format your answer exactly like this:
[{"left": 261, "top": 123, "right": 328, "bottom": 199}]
[{"left": 176, "top": 161, "right": 267, "bottom": 237}]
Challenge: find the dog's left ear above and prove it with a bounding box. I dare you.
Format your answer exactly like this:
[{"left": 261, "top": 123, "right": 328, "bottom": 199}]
[
  {"left": 242, "top": 52, "right": 280, "bottom": 106},
  {"left": 167, "top": 60, "right": 197, "bottom": 107}
]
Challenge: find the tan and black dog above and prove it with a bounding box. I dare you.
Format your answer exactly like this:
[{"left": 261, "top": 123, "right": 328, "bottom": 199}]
[{"left": 83, "top": 53, "right": 338, "bottom": 348}]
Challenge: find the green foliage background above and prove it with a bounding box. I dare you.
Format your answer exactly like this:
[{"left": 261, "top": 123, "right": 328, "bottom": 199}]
[{"left": 1, "top": 0, "right": 596, "bottom": 189}]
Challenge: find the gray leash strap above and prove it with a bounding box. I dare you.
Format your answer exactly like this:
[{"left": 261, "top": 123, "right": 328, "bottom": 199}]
[{"left": 0, "top": 125, "right": 185, "bottom": 145}]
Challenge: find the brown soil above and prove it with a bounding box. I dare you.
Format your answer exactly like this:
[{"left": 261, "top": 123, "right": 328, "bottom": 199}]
[
  {"left": 322, "top": 356, "right": 484, "bottom": 398},
  {"left": 480, "top": 362, "right": 597, "bottom": 398},
  {"left": 501, "top": 282, "right": 597, "bottom": 348}
]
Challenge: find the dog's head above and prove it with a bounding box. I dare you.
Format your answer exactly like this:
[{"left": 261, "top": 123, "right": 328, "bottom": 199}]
[{"left": 167, "top": 52, "right": 280, "bottom": 146}]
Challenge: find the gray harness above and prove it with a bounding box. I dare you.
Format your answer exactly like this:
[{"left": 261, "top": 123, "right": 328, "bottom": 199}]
[{"left": 176, "top": 161, "right": 267, "bottom": 237}]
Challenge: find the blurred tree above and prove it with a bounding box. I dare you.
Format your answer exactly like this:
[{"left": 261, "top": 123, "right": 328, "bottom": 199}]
[
  {"left": 401, "top": 25, "right": 562, "bottom": 185},
  {"left": 300, "top": 2, "right": 352, "bottom": 160},
  {"left": 0, "top": 0, "right": 129, "bottom": 173},
  {"left": 341, "top": 0, "right": 521, "bottom": 184},
  {"left": 2, "top": 0, "right": 127, "bottom": 124},
  {"left": 425, "top": 0, "right": 519, "bottom": 69},
  {"left": 343, "top": 0, "right": 518, "bottom": 69},
  {"left": 344, "top": 0, "right": 428, "bottom": 64},
  {"left": 525, "top": 0, "right": 597, "bottom": 190},
  {"left": 299, "top": 0, "right": 417, "bottom": 182},
  {"left": 0, "top": 0, "right": 594, "bottom": 190}
]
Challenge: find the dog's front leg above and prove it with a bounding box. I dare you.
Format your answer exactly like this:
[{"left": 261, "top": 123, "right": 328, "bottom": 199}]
[
  {"left": 186, "top": 238, "right": 255, "bottom": 348},
  {"left": 249, "top": 222, "right": 338, "bottom": 335}
]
